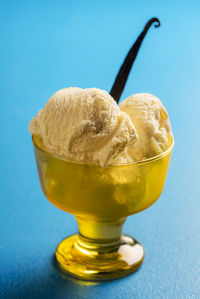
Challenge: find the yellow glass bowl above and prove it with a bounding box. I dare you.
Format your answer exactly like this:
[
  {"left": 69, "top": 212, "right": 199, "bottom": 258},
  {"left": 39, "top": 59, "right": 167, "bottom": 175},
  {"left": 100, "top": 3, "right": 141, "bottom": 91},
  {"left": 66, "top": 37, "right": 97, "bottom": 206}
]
[{"left": 33, "top": 136, "right": 174, "bottom": 280}]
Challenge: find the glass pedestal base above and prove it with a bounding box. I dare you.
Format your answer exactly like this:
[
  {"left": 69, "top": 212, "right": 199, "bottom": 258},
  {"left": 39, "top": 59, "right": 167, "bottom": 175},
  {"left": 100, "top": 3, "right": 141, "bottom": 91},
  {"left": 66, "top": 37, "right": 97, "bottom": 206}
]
[{"left": 55, "top": 234, "right": 145, "bottom": 281}]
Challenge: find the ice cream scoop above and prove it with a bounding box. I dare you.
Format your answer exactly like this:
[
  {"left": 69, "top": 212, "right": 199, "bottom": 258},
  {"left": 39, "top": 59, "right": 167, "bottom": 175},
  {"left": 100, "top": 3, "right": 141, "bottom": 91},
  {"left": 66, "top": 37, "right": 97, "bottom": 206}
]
[
  {"left": 29, "top": 87, "right": 137, "bottom": 167},
  {"left": 29, "top": 88, "right": 172, "bottom": 165},
  {"left": 119, "top": 93, "right": 171, "bottom": 161}
]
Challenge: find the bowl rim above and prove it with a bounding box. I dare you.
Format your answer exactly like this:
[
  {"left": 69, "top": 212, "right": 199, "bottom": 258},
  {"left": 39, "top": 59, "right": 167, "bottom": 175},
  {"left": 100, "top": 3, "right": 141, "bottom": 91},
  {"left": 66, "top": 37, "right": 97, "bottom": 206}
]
[{"left": 32, "top": 135, "right": 174, "bottom": 167}]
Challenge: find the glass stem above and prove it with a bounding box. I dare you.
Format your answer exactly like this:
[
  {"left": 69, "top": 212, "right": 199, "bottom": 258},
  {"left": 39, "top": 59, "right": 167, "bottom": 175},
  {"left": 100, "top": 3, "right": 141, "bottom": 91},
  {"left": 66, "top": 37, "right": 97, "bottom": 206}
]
[{"left": 75, "top": 216, "right": 126, "bottom": 247}]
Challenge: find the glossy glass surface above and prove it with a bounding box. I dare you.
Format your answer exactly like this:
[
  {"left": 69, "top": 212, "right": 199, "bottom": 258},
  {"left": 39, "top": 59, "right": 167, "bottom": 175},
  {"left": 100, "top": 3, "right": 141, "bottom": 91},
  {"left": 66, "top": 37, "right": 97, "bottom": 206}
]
[
  {"left": 33, "top": 136, "right": 174, "bottom": 220},
  {"left": 33, "top": 136, "right": 173, "bottom": 280}
]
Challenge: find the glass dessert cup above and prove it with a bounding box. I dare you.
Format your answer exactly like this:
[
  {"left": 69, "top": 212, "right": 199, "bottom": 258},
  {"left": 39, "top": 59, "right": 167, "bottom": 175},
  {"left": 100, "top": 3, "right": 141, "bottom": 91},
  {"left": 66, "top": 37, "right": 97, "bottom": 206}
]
[{"left": 33, "top": 136, "right": 174, "bottom": 281}]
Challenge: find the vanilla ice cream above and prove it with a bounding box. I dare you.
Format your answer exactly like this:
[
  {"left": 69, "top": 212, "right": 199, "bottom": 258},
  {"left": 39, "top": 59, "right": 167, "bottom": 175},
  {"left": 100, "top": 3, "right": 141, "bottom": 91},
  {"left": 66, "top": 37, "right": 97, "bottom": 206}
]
[
  {"left": 29, "top": 88, "right": 172, "bottom": 167},
  {"left": 119, "top": 93, "right": 171, "bottom": 161},
  {"left": 29, "top": 87, "right": 138, "bottom": 167}
]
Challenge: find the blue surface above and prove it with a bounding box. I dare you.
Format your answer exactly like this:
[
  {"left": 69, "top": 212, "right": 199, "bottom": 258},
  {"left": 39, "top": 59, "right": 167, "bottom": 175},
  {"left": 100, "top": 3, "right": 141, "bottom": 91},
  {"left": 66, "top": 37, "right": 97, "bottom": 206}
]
[{"left": 1, "top": 1, "right": 200, "bottom": 298}]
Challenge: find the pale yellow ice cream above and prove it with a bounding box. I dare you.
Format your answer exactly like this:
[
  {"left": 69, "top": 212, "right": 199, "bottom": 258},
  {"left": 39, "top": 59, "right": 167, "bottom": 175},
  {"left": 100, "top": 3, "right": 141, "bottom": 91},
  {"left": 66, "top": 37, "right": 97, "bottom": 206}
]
[
  {"left": 119, "top": 93, "right": 171, "bottom": 161},
  {"left": 29, "top": 87, "right": 138, "bottom": 167},
  {"left": 29, "top": 88, "right": 172, "bottom": 167}
]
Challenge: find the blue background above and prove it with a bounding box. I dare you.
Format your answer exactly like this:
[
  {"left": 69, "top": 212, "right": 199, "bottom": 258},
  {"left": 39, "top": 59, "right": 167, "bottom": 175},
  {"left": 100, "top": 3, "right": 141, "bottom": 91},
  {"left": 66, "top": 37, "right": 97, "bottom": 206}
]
[{"left": 1, "top": 1, "right": 200, "bottom": 298}]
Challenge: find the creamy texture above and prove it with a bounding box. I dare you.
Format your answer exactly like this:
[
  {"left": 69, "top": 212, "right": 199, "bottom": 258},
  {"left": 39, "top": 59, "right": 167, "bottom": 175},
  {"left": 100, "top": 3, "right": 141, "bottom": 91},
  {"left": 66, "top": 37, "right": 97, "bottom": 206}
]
[
  {"left": 29, "top": 89, "right": 172, "bottom": 167},
  {"left": 29, "top": 87, "right": 138, "bottom": 167},
  {"left": 119, "top": 93, "right": 171, "bottom": 161}
]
